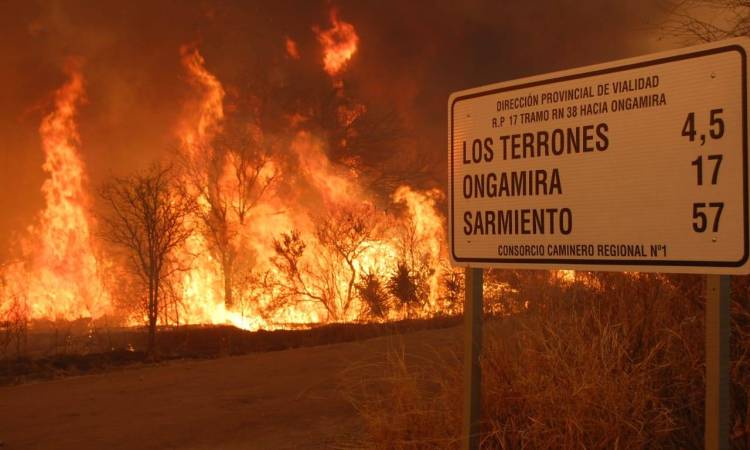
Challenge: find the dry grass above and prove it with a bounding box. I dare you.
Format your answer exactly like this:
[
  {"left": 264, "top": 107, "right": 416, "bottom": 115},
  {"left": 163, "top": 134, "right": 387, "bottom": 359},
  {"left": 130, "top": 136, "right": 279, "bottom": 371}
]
[
  {"left": 344, "top": 272, "right": 750, "bottom": 449},
  {"left": 341, "top": 341, "right": 463, "bottom": 449}
]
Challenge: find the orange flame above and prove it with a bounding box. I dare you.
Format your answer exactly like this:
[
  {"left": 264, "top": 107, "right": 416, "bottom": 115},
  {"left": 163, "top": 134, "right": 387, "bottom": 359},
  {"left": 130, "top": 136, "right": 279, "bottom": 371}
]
[
  {"left": 178, "top": 45, "right": 225, "bottom": 160},
  {"left": 1, "top": 60, "right": 111, "bottom": 321},
  {"left": 174, "top": 46, "right": 263, "bottom": 329},
  {"left": 393, "top": 186, "right": 446, "bottom": 308},
  {"left": 314, "top": 10, "right": 359, "bottom": 76},
  {"left": 2, "top": 42, "right": 455, "bottom": 332},
  {"left": 168, "top": 45, "right": 450, "bottom": 328}
]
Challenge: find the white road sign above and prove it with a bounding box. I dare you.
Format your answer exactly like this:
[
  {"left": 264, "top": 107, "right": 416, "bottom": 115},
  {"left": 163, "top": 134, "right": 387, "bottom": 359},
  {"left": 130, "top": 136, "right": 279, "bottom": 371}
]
[{"left": 449, "top": 38, "right": 750, "bottom": 274}]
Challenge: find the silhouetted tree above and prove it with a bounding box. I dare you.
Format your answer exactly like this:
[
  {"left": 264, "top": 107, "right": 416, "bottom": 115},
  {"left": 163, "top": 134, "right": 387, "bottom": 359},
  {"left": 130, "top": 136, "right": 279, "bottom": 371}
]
[
  {"left": 357, "top": 272, "right": 390, "bottom": 320},
  {"left": 314, "top": 205, "right": 376, "bottom": 320},
  {"left": 665, "top": 0, "right": 750, "bottom": 41},
  {"left": 182, "top": 118, "right": 277, "bottom": 309},
  {"left": 268, "top": 230, "right": 328, "bottom": 320},
  {"left": 99, "top": 164, "right": 195, "bottom": 356},
  {"left": 440, "top": 268, "right": 464, "bottom": 316},
  {"left": 269, "top": 205, "right": 379, "bottom": 322},
  {"left": 0, "top": 274, "right": 27, "bottom": 359},
  {"left": 388, "top": 261, "right": 422, "bottom": 317}
]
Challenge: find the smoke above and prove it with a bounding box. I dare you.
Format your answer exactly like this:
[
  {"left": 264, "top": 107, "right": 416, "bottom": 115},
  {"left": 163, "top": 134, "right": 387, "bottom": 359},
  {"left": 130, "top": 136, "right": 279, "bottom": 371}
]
[
  {"left": 0, "top": 0, "right": 666, "bottom": 259},
  {"left": 337, "top": 0, "right": 667, "bottom": 187}
]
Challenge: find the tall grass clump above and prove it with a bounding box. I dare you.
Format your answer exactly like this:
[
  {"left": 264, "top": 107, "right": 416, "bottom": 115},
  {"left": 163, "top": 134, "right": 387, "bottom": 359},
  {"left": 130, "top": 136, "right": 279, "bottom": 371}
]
[
  {"left": 345, "top": 271, "right": 750, "bottom": 449},
  {"left": 341, "top": 341, "right": 463, "bottom": 449}
]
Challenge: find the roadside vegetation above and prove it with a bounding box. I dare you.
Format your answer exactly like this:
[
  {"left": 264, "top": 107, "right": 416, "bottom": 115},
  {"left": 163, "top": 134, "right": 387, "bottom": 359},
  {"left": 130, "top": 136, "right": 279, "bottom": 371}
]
[{"left": 344, "top": 271, "right": 750, "bottom": 449}]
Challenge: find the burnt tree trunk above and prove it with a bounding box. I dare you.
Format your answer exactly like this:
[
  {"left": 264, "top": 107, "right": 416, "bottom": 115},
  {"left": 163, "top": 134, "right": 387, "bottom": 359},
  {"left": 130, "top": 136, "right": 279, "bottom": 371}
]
[
  {"left": 223, "top": 255, "right": 234, "bottom": 308},
  {"left": 147, "top": 277, "right": 158, "bottom": 357}
]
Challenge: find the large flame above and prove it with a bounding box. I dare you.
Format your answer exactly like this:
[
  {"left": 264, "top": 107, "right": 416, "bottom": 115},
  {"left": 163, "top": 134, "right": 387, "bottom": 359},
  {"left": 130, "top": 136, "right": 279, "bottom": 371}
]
[
  {"left": 179, "top": 45, "right": 225, "bottom": 160},
  {"left": 1, "top": 61, "right": 110, "bottom": 322},
  {"left": 3, "top": 17, "right": 455, "bottom": 332},
  {"left": 172, "top": 45, "right": 270, "bottom": 331},
  {"left": 314, "top": 10, "right": 359, "bottom": 76},
  {"left": 169, "top": 58, "right": 449, "bottom": 327}
]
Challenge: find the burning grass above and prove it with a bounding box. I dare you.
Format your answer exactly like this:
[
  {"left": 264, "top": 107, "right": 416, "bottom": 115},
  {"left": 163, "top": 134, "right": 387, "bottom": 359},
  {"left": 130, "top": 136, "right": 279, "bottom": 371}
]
[{"left": 343, "top": 272, "right": 750, "bottom": 449}]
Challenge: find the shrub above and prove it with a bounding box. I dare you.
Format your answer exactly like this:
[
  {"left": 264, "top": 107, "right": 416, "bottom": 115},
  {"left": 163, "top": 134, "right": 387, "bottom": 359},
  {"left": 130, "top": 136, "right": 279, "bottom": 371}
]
[
  {"left": 388, "top": 262, "right": 421, "bottom": 315},
  {"left": 358, "top": 272, "right": 391, "bottom": 320}
]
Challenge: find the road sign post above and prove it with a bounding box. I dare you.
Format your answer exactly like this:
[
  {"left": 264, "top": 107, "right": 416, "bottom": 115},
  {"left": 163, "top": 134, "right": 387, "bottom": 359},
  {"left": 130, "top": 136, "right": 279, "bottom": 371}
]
[
  {"left": 706, "top": 275, "right": 731, "bottom": 450},
  {"left": 462, "top": 267, "right": 483, "bottom": 450},
  {"left": 448, "top": 38, "right": 750, "bottom": 448}
]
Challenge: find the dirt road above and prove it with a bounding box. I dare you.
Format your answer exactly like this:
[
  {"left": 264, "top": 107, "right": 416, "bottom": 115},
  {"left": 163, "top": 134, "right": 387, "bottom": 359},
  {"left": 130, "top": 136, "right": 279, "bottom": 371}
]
[{"left": 0, "top": 326, "right": 460, "bottom": 450}]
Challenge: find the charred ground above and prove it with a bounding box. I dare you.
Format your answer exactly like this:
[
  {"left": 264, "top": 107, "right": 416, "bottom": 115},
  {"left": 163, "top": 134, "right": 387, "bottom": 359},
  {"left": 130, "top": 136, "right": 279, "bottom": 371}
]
[{"left": 0, "top": 315, "right": 459, "bottom": 386}]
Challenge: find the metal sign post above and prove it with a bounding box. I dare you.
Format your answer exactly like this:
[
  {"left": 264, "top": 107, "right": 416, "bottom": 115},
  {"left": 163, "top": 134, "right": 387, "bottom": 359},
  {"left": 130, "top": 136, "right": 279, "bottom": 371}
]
[
  {"left": 462, "top": 267, "right": 483, "bottom": 450},
  {"left": 706, "top": 274, "right": 730, "bottom": 450}
]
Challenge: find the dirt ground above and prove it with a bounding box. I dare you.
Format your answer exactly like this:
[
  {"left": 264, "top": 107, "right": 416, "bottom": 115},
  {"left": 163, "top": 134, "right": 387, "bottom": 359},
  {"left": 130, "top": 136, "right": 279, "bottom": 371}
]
[{"left": 0, "top": 326, "right": 461, "bottom": 450}]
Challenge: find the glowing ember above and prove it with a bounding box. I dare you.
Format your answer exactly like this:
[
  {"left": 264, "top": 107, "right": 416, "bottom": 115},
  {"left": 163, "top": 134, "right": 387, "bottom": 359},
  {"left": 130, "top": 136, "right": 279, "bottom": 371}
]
[
  {"left": 285, "top": 37, "right": 300, "bottom": 59},
  {"left": 314, "top": 9, "right": 359, "bottom": 76}
]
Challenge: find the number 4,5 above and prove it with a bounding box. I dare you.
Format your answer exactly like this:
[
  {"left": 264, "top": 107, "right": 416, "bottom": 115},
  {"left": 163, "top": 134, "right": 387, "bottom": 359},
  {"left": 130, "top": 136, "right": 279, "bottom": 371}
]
[{"left": 682, "top": 109, "right": 725, "bottom": 142}]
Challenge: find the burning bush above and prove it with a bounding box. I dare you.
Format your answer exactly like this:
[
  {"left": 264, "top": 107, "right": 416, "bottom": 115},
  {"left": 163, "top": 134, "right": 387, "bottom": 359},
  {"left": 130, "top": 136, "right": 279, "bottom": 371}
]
[
  {"left": 387, "top": 262, "right": 423, "bottom": 318},
  {"left": 439, "top": 268, "right": 464, "bottom": 316},
  {"left": 357, "top": 272, "right": 390, "bottom": 320}
]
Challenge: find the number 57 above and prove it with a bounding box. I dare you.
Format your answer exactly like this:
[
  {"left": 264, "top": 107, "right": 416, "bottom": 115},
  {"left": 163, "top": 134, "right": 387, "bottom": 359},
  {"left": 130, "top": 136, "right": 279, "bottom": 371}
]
[{"left": 692, "top": 202, "right": 724, "bottom": 232}]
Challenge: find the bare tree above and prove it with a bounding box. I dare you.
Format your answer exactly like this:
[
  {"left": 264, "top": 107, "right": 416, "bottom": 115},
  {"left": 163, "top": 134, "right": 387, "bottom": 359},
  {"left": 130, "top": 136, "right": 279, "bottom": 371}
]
[
  {"left": 182, "top": 118, "right": 277, "bottom": 309},
  {"left": 99, "top": 164, "right": 195, "bottom": 356},
  {"left": 664, "top": 0, "right": 750, "bottom": 41},
  {"left": 269, "top": 205, "right": 379, "bottom": 322},
  {"left": 314, "top": 205, "right": 377, "bottom": 319},
  {"left": 0, "top": 274, "right": 28, "bottom": 360},
  {"left": 268, "top": 230, "right": 324, "bottom": 319}
]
